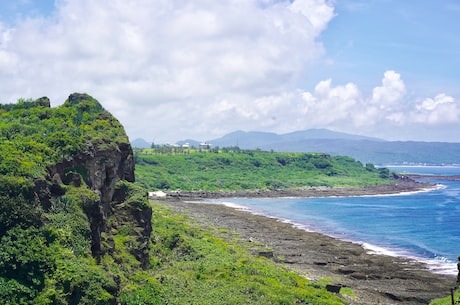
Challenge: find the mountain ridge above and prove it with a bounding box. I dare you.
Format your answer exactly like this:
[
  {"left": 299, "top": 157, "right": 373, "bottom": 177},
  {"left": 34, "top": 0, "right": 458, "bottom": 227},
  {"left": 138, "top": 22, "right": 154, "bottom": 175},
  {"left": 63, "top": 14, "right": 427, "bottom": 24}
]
[{"left": 132, "top": 129, "right": 460, "bottom": 165}]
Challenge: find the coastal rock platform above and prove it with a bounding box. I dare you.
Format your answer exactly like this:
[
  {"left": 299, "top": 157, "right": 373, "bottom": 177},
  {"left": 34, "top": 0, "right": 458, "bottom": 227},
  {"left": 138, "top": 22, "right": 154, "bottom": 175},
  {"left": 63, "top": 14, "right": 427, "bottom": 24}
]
[
  {"left": 160, "top": 179, "right": 435, "bottom": 200},
  {"left": 157, "top": 181, "right": 455, "bottom": 305}
]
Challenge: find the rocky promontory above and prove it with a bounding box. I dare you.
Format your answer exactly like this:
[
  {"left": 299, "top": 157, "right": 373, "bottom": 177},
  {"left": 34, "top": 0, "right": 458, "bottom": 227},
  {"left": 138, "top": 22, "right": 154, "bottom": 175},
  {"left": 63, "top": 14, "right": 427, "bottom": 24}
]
[
  {"left": 42, "top": 93, "right": 152, "bottom": 266},
  {"left": 0, "top": 93, "right": 152, "bottom": 304}
]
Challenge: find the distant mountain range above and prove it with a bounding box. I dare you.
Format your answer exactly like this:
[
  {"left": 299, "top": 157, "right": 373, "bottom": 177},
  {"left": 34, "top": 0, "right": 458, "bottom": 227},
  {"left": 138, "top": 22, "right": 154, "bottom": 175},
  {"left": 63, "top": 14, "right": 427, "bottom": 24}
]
[{"left": 131, "top": 129, "right": 460, "bottom": 165}]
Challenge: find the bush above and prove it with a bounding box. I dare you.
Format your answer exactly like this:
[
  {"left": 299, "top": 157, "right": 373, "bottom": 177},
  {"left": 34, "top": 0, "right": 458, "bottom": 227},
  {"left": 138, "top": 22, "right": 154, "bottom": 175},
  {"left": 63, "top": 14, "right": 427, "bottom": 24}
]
[{"left": 0, "top": 227, "right": 54, "bottom": 294}]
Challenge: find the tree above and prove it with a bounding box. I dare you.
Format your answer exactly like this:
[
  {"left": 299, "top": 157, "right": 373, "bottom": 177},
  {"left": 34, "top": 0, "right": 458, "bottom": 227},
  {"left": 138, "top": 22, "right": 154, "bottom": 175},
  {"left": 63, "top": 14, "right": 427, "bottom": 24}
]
[
  {"left": 378, "top": 167, "right": 390, "bottom": 179},
  {"left": 365, "top": 163, "right": 376, "bottom": 172}
]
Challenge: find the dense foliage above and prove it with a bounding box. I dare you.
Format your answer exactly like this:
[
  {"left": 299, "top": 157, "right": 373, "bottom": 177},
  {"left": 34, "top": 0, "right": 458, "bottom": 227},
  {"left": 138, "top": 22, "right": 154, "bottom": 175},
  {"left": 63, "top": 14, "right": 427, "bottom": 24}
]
[
  {"left": 135, "top": 147, "right": 394, "bottom": 191},
  {"left": 0, "top": 95, "right": 129, "bottom": 304},
  {"left": 0, "top": 96, "right": 127, "bottom": 178}
]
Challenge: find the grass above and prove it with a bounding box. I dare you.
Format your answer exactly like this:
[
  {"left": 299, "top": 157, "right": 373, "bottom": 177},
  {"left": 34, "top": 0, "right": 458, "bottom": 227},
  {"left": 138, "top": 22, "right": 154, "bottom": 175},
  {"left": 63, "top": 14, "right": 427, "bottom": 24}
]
[
  {"left": 134, "top": 148, "right": 394, "bottom": 192},
  {"left": 117, "top": 200, "right": 348, "bottom": 305},
  {"left": 430, "top": 288, "right": 460, "bottom": 305}
]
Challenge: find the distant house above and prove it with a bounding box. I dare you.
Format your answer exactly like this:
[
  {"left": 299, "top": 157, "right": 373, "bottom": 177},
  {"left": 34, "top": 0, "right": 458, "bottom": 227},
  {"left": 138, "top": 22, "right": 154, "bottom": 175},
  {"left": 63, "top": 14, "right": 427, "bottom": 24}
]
[
  {"left": 165, "top": 143, "right": 180, "bottom": 148},
  {"left": 182, "top": 143, "right": 190, "bottom": 148},
  {"left": 199, "top": 142, "right": 211, "bottom": 149},
  {"left": 148, "top": 191, "right": 167, "bottom": 198}
]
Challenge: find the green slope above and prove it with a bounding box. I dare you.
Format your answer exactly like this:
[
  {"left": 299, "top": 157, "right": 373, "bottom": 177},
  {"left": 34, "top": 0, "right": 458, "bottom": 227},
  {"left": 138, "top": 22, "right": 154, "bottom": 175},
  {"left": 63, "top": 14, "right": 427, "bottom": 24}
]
[{"left": 135, "top": 147, "right": 394, "bottom": 192}]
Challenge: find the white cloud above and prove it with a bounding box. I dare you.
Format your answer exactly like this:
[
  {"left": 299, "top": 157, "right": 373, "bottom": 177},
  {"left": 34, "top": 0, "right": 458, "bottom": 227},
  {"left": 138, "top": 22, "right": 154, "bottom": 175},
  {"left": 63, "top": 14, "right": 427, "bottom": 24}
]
[
  {"left": 289, "top": 0, "right": 336, "bottom": 33},
  {"left": 301, "top": 79, "right": 361, "bottom": 124},
  {"left": 1, "top": 0, "right": 460, "bottom": 142},
  {"left": 0, "top": 0, "right": 336, "bottom": 141},
  {"left": 412, "top": 93, "right": 460, "bottom": 124},
  {"left": 371, "top": 70, "right": 406, "bottom": 109},
  {"left": 416, "top": 93, "right": 454, "bottom": 111},
  {"left": 283, "top": 70, "right": 460, "bottom": 138}
]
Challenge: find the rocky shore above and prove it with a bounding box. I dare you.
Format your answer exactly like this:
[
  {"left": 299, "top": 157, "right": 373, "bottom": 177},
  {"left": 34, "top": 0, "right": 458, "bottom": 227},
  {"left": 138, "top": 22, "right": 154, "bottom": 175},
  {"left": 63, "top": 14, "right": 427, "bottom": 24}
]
[
  {"left": 156, "top": 180, "right": 456, "bottom": 305},
  {"left": 161, "top": 179, "right": 436, "bottom": 200}
]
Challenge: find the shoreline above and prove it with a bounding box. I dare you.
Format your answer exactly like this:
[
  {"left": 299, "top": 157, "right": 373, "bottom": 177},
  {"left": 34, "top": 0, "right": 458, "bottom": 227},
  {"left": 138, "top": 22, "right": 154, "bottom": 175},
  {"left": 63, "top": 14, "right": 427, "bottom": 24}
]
[
  {"left": 214, "top": 199, "right": 456, "bottom": 276},
  {"left": 156, "top": 180, "right": 456, "bottom": 305},
  {"left": 159, "top": 179, "right": 436, "bottom": 200},
  {"left": 405, "top": 174, "right": 460, "bottom": 181}
]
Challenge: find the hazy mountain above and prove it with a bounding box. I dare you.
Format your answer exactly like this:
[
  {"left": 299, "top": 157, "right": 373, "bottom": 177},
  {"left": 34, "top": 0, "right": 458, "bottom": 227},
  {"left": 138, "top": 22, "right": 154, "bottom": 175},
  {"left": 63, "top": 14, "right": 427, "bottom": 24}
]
[
  {"left": 175, "top": 129, "right": 460, "bottom": 165},
  {"left": 131, "top": 138, "right": 151, "bottom": 148},
  {"left": 208, "top": 130, "right": 283, "bottom": 148},
  {"left": 262, "top": 139, "right": 460, "bottom": 165},
  {"left": 280, "top": 129, "right": 384, "bottom": 141},
  {"left": 206, "top": 129, "right": 383, "bottom": 147}
]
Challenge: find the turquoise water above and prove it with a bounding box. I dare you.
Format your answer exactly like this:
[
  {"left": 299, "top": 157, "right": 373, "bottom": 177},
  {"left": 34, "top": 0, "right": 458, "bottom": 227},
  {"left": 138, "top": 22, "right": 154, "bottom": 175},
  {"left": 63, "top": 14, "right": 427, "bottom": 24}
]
[{"left": 208, "top": 166, "right": 460, "bottom": 275}]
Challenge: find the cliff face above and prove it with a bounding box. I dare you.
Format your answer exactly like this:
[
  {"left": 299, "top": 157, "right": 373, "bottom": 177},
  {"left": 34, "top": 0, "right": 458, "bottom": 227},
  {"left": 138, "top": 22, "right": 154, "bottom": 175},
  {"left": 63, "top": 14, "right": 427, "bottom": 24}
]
[
  {"left": 0, "top": 93, "right": 153, "bottom": 304},
  {"left": 44, "top": 93, "right": 151, "bottom": 266}
]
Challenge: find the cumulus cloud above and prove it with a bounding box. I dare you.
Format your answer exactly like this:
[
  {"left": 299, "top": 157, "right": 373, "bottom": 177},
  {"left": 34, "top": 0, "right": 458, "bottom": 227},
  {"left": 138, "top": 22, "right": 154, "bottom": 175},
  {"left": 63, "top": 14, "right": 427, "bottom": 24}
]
[
  {"left": 0, "top": 0, "right": 336, "bottom": 141},
  {"left": 294, "top": 71, "right": 403, "bottom": 130},
  {"left": 412, "top": 94, "right": 460, "bottom": 124},
  {"left": 300, "top": 79, "right": 360, "bottom": 125},
  {"left": 274, "top": 70, "right": 460, "bottom": 138},
  {"left": 1, "top": 0, "right": 460, "bottom": 142},
  {"left": 371, "top": 70, "right": 406, "bottom": 109}
]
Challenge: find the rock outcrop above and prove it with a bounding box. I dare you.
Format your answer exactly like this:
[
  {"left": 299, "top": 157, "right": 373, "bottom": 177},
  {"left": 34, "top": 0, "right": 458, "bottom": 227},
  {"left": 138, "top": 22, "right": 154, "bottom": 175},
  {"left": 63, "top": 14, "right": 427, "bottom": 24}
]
[
  {"left": 0, "top": 93, "right": 153, "bottom": 304},
  {"left": 43, "top": 93, "right": 151, "bottom": 266}
]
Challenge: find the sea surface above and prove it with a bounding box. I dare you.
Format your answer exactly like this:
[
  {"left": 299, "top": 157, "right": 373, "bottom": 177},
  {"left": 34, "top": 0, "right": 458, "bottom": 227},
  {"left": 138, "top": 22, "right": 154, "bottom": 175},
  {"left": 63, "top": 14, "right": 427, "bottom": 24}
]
[{"left": 206, "top": 166, "right": 460, "bottom": 275}]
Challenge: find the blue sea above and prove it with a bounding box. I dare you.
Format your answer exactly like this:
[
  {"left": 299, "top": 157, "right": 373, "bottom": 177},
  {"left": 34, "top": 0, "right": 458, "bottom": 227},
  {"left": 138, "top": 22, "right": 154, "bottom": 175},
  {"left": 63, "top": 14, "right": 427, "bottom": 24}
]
[{"left": 206, "top": 166, "right": 460, "bottom": 275}]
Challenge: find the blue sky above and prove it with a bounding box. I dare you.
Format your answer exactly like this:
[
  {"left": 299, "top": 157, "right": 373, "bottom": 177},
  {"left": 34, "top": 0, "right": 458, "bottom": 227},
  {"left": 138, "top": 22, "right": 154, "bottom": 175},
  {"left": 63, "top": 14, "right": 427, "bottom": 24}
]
[
  {"left": 314, "top": 1, "right": 460, "bottom": 96},
  {"left": 0, "top": 0, "right": 55, "bottom": 24},
  {"left": 1, "top": 0, "right": 460, "bottom": 142}
]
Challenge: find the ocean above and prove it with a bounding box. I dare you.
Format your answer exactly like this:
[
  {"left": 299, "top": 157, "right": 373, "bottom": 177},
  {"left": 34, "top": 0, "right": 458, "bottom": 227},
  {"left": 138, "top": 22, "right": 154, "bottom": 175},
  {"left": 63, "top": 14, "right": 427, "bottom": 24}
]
[{"left": 206, "top": 166, "right": 460, "bottom": 275}]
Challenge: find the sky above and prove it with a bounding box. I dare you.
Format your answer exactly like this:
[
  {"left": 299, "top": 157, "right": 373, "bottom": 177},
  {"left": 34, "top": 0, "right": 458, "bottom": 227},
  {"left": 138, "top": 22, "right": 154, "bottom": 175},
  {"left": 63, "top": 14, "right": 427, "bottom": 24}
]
[{"left": 1, "top": 0, "right": 460, "bottom": 143}]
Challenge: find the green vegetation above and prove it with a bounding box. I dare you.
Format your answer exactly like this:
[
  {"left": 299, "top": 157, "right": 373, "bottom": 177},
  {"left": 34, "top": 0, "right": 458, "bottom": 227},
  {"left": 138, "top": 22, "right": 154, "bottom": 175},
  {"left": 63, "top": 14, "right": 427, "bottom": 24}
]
[
  {"left": 0, "top": 94, "right": 347, "bottom": 304},
  {"left": 429, "top": 289, "right": 460, "bottom": 305},
  {"left": 135, "top": 147, "right": 395, "bottom": 191},
  {"left": 119, "top": 201, "right": 345, "bottom": 305},
  {"left": 0, "top": 94, "right": 130, "bottom": 304},
  {"left": 0, "top": 95, "right": 127, "bottom": 178}
]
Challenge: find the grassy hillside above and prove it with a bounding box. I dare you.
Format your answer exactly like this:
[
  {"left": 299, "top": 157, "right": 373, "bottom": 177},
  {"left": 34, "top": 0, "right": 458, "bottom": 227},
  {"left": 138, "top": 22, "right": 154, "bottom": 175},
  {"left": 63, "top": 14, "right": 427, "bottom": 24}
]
[
  {"left": 0, "top": 95, "right": 347, "bottom": 304},
  {"left": 128, "top": 201, "right": 346, "bottom": 305},
  {"left": 134, "top": 147, "right": 394, "bottom": 192}
]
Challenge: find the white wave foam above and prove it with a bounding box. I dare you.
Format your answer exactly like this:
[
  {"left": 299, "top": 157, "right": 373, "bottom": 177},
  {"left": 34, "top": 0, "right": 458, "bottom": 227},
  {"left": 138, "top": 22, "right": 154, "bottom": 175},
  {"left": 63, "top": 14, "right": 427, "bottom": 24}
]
[
  {"left": 220, "top": 201, "right": 252, "bottom": 211},
  {"left": 300, "top": 184, "right": 444, "bottom": 200},
  {"left": 361, "top": 242, "right": 406, "bottom": 257},
  {"left": 361, "top": 242, "right": 457, "bottom": 275},
  {"left": 205, "top": 199, "right": 458, "bottom": 276},
  {"left": 358, "top": 184, "right": 444, "bottom": 198},
  {"left": 423, "top": 257, "right": 457, "bottom": 276}
]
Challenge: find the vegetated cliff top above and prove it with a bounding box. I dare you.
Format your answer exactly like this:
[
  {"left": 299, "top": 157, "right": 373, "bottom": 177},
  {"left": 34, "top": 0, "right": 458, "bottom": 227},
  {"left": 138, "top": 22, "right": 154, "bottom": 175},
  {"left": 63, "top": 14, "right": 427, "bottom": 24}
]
[
  {"left": 0, "top": 93, "right": 129, "bottom": 178},
  {"left": 0, "top": 93, "right": 151, "bottom": 304}
]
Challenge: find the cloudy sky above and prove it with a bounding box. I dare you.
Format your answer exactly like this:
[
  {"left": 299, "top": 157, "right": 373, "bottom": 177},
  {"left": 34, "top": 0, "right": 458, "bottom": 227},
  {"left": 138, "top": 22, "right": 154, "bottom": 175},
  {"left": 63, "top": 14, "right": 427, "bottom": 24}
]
[{"left": 1, "top": 0, "right": 460, "bottom": 143}]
